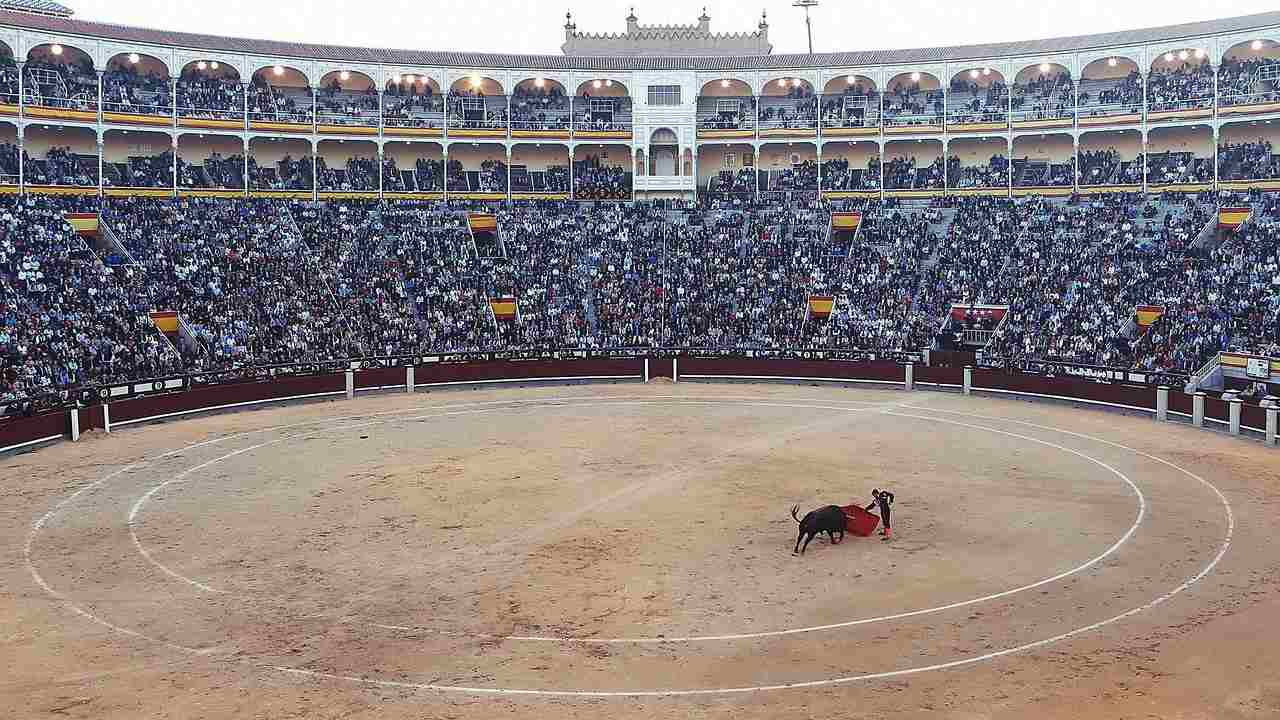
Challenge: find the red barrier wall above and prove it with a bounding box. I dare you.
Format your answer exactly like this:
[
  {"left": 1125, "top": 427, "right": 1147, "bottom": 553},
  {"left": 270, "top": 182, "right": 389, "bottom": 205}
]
[
  {"left": 107, "top": 374, "right": 346, "bottom": 426},
  {"left": 413, "top": 358, "right": 644, "bottom": 385},
  {"left": 0, "top": 409, "right": 67, "bottom": 452},
  {"left": 677, "top": 357, "right": 904, "bottom": 383},
  {"left": 915, "top": 365, "right": 964, "bottom": 386},
  {"left": 972, "top": 370, "right": 1157, "bottom": 411}
]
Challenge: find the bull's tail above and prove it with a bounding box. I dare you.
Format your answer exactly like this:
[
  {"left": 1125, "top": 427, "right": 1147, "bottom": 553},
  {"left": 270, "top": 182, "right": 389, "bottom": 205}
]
[{"left": 791, "top": 504, "right": 801, "bottom": 524}]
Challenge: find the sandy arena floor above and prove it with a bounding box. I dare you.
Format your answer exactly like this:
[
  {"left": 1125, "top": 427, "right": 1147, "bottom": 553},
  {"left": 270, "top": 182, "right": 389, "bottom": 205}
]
[{"left": 3, "top": 381, "right": 1280, "bottom": 719}]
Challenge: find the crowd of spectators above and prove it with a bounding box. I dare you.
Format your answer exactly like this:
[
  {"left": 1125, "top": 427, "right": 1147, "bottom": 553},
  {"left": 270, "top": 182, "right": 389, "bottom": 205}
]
[
  {"left": 697, "top": 97, "right": 756, "bottom": 130},
  {"left": 1218, "top": 140, "right": 1280, "bottom": 180},
  {"left": 1147, "top": 60, "right": 1215, "bottom": 111},
  {"left": 24, "top": 146, "right": 96, "bottom": 186},
  {"left": 316, "top": 156, "right": 377, "bottom": 192},
  {"left": 448, "top": 90, "right": 508, "bottom": 130},
  {"left": 573, "top": 155, "right": 631, "bottom": 199},
  {"left": 820, "top": 84, "right": 879, "bottom": 129},
  {"left": 24, "top": 58, "right": 97, "bottom": 111},
  {"left": 820, "top": 157, "right": 881, "bottom": 191},
  {"left": 1218, "top": 56, "right": 1280, "bottom": 107},
  {"left": 315, "top": 79, "right": 378, "bottom": 126},
  {"left": 947, "top": 154, "right": 1009, "bottom": 189},
  {"left": 2, "top": 195, "right": 181, "bottom": 403},
  {"left": 178, "top": 152, "right": 244, "bottom": 189},
  {"left": 510, "top": 85, "right": 570, "bottom": 131},
  {"left": 248, "top": 154, "right": 313, "bottom": 190},
  {"left": 946, "top": 78, "right": 1008, "bottom": 124},
  {"left": 884, "top": 156, "right": 945, "bottom": 189},
  {"left": 102, "top": 66, "right": 170, "bottom": 115},
  {"left": 1011, "top": 71, "right": 1074, "bottom": 121},
  {"left": 3, "top": 190, "right": 1280, "bottom": 402},
  {"left": 383, "top": 81, "right": 444, "bottom": 128},
  {"left": 103, "top": 150, "right": 174, "bottom": 188},
  {"left": 248, "top": 80, "right": 313, "bottom": 124},
  {"left": 1078, "top": 72, "right": 1143, "bottom": 116},
  {"left": 176, "top": 72, "right": 243, "bottom": 119},
  {"left": 883, "top": 83, "right": 944, "bottom": 126}
]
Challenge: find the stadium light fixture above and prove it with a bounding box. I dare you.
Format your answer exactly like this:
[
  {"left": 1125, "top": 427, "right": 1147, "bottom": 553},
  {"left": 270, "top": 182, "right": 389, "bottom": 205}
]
[
  {"left": 211, "top": 62, "right": 219, "bottom": 70},
  {"left": 793, "top": 0, "right": 819, "bottom": 54},
  {"left": 128, "top": 53, "right": 140, "bottom": 64},
  {"left": 982, "top": 68, "right": 990, "bottom": 76},
  {"left": 846, "top": 75, "right": 854, "bottom": 84},
  {"left": 273, "top": 65, "right": 284, "bottom": 76},
  {"left": 197, "top": 61, "right": 207, "bottom": 71},
  {"left": 792, "top": 78, "right": 802, "bottom": 87},
  {"left": 535, "top": 77, "right": 544, "bottom": 87},
  {"left": 593, "top": 79, "right": 601, "bottom": 88},
  {"left": 1108, "top": 57, "right": 1118, "bottom": 67},
  {"left": 721, "top": 79, "right": 729, "bottom": 87},
  {"left": 1252, "top": 39, "right": 1264, "bottom": 51},
  {"left": 406, "top": 74, "right": 416, "bottom": 84},
  {"left": 1040, "top": 62, "right": 1051, "bottom": 72},
  {"left": 340, "top": 70, "right": 350, "bottom": 81},
  {"left": 50, "top": 44, "right": 62, "bottom": 55},
  {"left": 969, "top": 69, "right": 979, "bottom": 79},
  {"left": 910, "top": 71, "right": 921, "bottom": 82},
  {"left": 606, "top": 79, "right": 613, "bottom": 87},
  {"left": 1178, "top": 50, "right": 1188, "bottom": 60},
  {"left": 1164, "top": 52, "right": 1174, "bottom": 62}
]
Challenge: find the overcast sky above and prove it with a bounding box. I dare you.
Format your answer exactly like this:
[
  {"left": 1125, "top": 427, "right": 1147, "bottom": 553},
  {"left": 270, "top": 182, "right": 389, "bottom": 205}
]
[{"left": 67, "top": 0, "right": 1277, "bottom": 56}]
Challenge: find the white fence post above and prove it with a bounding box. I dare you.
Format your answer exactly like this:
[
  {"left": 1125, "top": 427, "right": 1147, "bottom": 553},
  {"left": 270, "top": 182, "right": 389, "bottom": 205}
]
[
  {"left": 1229, "top": 397, "right": 1242, "bottom": 436},
  {"left": 904, "top": 362, "right": 914, "bottom": 391},
  {"left": 1266, "top": 407, "right": 1278, "bottom": 446},
  {"left": 345, "top": 369, "right": 355, "bottom": 400},
  {"left": 406, "top": 366, "right": 415, "bottom": 393},
  {"left": 102, "top": 403, "right": 111, "bottom": 434},
  {"left": 1156, "top": 386, "right": 1169, "bottom": 422},
  {"left": 68, "top": 408, "right": 80, "bottom": 441},
  {"left": 1193, "top": 392, "right": 1205, "bottom": 428},
  {"left": 963, "top": 366, "right": 972, "bottom": 396},
  {"left": 644, "top": 357, "right": 650, "bottom": 383},
  {"left": 673, "top": 357, "right": 679, "bottom": 383}
]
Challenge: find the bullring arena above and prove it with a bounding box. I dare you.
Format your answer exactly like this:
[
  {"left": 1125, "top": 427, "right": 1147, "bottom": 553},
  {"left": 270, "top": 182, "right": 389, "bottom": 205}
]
[
  {"left": 5, "top": 0, "right": 1280, "bottom": 717},
  {"left": 5, "top": 368, "right": 1280, "bottom": 719}
]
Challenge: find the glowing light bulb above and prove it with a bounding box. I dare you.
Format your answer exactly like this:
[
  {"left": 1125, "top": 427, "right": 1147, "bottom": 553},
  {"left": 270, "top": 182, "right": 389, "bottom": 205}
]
[
  {"left": 1108, "top": 57, "right": 1118, "bottom": 67},
  {"left": 210, "top": 62, "right": 219, "bottom": 70},
  {"left": 534, "top": 77, "right": 544, "bottom": 87},
  {"left": 128, "top": 53, "right": 140, "bottom": 64},
  {"left": 197, "top": 61, "right": 207, "bottom": 71},
  {"left": 1252, "top": 39, "right": 1264, "bottom": 51},
  {"left": 1164, "top": 52, "right": 1174, "bottom": 62},
  {"left": 721, "top": 79, "right": 729, "bottom": 87},
  {"left": 1040, "top": 62, "right": 1050, "bottom": 73},
  {"left": 50, "top": 44, "right": 62, "bottom": 55},
  {"left": 273, "top": 65, "right": 284, "bottom": 76},
  {"left": 910, "top": 72, "right": 921, "bottom": 82},
  {"left": 1178, "top": 50, "right": 1188, "bottom": 61},
  {"left": 969, "top": 69, "right": 979, "bottom": 79},
  {"left": 340, "top": 71, "right": 350, "bottom": 81}
]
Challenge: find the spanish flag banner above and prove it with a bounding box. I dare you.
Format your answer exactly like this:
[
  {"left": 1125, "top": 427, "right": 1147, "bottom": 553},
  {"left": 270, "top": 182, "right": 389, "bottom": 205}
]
[
  {"left": 65, "top": 212, "right": 100, "bottom": 238},
  {"left": 808, "top": 295, "right": 834, "bottom": 319},
  {"left": 489, "top": 297, "right": 517, "bottom": 321},
  {"left": 149, "top": 310, "right": 180, "bottom": 333},
  {"left": 1135, "top": 304, "right": 1165, "bottom": 328},
  {"left": 831, "top": 212, "right": 862, "bottom": 231},
  {"left": 1218, "top": 207, "right": 1251, "bottom": 230},
  {"left": 468, "top": 214, "right": 498, "bottom": 232}
]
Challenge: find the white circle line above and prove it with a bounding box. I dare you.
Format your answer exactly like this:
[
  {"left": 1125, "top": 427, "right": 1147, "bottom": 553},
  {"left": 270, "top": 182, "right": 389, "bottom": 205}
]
[
  {"left": 125, "top": 396, "right": 1142, "bottom": 644},
  {"left": 21, "top": 392, "right": 1234, "bottom": 697}
]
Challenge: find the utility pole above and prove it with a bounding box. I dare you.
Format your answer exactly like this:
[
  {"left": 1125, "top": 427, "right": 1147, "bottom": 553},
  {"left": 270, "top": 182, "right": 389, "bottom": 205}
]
[{"left": 794, "top": 0, "right": 819, "bottom": 54}]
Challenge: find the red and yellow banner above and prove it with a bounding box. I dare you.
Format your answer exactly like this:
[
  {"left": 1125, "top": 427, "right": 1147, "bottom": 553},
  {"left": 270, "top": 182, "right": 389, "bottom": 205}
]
[
  {"left": 1135, "top": 305, "right": 1165, "bottom": 328},
  {"left": 489, "top": 298, "right": 517, "bottom": 321},
  {"left": 64, "top": 212, "right": 99, "bottom": 237},
  {"left": 1219, "top": 206, "right": 1251, "bottom": 230},
  {"left": 150, "top": 310, "right": 179, "bottom": 333},
  {"left": 831, "top": 212, "right": 862, "bottom": 231},
  {"left": 808, "top": 296, "right": 834, "bottom": 319},
  {"left": 468, "top": 214, "right": 497, "bottom": 232}
]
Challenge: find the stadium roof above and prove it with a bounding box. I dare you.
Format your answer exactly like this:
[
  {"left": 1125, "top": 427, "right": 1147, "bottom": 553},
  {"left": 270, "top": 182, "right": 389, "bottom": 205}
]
[
  {"left": 0, "top": 0, "right": 72, "bottom": 18},
  {"left": 1, "top": 8, "right": 1279, "bottom": 70}
]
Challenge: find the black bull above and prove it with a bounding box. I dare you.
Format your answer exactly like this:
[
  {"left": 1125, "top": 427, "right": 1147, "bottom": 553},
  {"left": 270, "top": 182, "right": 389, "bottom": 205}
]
[{"left": 791, "top": 504, "right": 847, "bottom": 554}]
